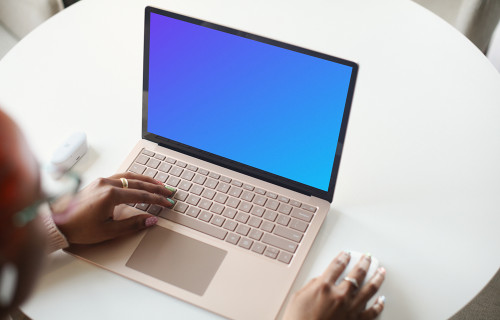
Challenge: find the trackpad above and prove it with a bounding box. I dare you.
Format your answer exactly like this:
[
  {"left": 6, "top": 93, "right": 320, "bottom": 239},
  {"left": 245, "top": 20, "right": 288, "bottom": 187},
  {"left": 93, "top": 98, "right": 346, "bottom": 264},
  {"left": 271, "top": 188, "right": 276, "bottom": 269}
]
[{"left": 126, "top": 227, "right": 227, "bottom": 296}]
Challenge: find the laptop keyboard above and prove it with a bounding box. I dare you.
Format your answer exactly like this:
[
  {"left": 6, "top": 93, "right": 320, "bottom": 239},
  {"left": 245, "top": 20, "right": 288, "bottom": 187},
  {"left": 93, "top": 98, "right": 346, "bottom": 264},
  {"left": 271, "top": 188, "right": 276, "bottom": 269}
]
[{"left": 127, "top": 149, "right": 317, "bottom": 264}]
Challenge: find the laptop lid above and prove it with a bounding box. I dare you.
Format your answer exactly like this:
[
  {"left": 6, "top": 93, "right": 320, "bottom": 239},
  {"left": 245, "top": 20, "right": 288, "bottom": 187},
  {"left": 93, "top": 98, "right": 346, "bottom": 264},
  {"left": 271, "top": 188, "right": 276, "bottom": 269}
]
[{"left": 142, "top": 6, "right": 358, "bottom": 203}]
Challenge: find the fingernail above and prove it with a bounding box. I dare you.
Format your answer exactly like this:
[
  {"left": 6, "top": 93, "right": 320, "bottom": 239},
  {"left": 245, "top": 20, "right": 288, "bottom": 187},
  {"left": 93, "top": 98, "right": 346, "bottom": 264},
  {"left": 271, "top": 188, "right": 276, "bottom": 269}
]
[
  {"left": 377, "top": 295, "right": 386, "bottom": 305},
  {"left": 164, "top": 185, "right": 176, "bottom": 194},
  {"left": 167, "top": 198, "right": 176, "bottom": 206},
  {"left": 154, "top": 180, "right": 164, "bottom": 185},
  {"left": 377, "top": 267, "right": 386, "bottom": 275},
  {"left": 365, "top": 253, "right": 372, "bottom": 261},
  {"left": 343, "top": 250, "right": 351, "bottom": 256},
  {"left": 145, "top": 216, "right": 158, "bottom": 227}
]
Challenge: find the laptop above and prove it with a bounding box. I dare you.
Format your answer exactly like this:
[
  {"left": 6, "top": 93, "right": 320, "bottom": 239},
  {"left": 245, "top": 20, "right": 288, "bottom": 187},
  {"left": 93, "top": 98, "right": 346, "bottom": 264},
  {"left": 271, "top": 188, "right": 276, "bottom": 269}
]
[{"left": 67, "top": 6, "right": 358, "bottom": 320}]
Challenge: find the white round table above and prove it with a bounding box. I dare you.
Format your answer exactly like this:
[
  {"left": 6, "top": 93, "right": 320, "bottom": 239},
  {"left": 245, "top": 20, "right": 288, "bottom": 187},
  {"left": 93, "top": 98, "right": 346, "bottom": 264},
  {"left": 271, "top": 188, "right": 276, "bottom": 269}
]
[{"left": 1, "top": 0, "right": 499, "bottom": 319}]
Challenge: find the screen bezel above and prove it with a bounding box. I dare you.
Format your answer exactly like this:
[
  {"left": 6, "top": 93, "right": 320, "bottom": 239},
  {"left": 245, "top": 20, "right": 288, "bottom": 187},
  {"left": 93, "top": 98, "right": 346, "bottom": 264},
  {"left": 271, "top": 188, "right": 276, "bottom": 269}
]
[{"left": 143, "top": 6, "right": 358, "bottom": 202}]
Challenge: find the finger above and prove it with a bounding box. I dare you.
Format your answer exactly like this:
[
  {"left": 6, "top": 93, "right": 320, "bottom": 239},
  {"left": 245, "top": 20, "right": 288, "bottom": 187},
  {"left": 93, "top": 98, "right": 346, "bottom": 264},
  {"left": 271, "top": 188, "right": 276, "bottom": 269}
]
[
  {"left": 320, "top": 251, "right": 351, "bottom": 283},
  {"left": 107, "top": 214, "right": 159, "bottom": 239},
  {"left": 108, "top": 173, "right": 176, "bottom": 196},
  {"left": 352, "top": 267, "right": 386, "bottom": 309},
  {"left": 338, "top": 253, "right": 371, "bottom": 293},
  {"left": 359, "top": 296, "right": 385, "bottom": 320},
  {"left": 111, "top": 187, "right": 175, "bottom": 208}
]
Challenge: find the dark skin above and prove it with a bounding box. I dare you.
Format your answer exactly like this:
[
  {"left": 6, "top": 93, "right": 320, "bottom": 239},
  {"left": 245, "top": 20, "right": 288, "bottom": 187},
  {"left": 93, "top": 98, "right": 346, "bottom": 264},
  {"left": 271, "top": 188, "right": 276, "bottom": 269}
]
[{"left": 0, "top": 109, "right": 385, "bottom": 319}]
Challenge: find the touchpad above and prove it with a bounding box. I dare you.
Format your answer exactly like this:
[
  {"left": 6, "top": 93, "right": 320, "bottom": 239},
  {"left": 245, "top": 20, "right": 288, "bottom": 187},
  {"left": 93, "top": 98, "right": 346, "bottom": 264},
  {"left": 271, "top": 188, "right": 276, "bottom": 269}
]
[{"left": 126, "top": 227, "right": 227, "bottom": 296}]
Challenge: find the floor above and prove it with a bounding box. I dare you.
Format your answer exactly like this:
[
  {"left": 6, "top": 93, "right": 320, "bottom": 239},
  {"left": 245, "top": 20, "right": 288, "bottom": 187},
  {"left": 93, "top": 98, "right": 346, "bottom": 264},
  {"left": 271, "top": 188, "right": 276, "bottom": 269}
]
[{"left": 2, "top": 1, "right": 500, "bottom": 319}]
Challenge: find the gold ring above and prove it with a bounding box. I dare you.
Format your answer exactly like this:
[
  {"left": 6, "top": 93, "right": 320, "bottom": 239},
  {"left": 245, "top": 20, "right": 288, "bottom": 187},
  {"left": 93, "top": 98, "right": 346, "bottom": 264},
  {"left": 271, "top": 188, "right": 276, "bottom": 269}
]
[
  {"left": 343, "top": 277, "right": 359, "bottom": 289},
  {"left": 120, "top": 178, "right": 129, "bottom": 188}
]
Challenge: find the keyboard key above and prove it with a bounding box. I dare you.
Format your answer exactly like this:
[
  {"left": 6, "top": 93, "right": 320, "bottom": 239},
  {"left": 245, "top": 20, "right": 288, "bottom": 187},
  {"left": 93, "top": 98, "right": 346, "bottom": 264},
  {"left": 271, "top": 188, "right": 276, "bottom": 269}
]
[
  {"left": 199, "top": 211, "right": 213, "bottom": 222},
  {"left": 190, "top": 185, "right": 204, "bottom": 195},
  {"left": 220, "top": 176, "right": 231, "bottom": 183},
  {"left": 248, "top": 216, "right": 262, "bottom": 228},
  {"left": 169, "top": 166, "right": 183, "bottom": 177},
  {"left": 226, "top": 233, "right": 240, "bottom": 245},
  {"left": 238, "top": 238, "right": 253, "bottom": 250},
  {"left": 235, "top": 212, "right": 250, "bottom": 224},
  {"left": 264, "top": 247, "right": 279, "bottom": 259},
  {"left": 181, "top": 170, "right": 195, "bottom": 181},
  {"left": 278, "top": 203, "right": 292, "bottom": 215},
  {"left": 129, "top": 163, "right": 146, "bottom": 174},
  {"left": 301, "top": 204, "right": 317, "bottom": 213},
  {"left": 135, "top": 203, "right": 149, "bottom": 211},
  {"left": 166, "top": 176, "right": 180, "bottom": 187},
  {"left": 250, "top": 206, "right": 265, "bottom": 217},
  {"left": 265, "top": 199, "right": 279, "bottom": 211},
  {"left": 186, "top": 207, "right": 200, "bottom": 218},
  {"left": 226, "top": 197, "right": 240, "bottom": 208},
  {"left": 173, "top": 202, "right": 188, "bottom": 213},
  {"left": 205, "top": 178, "right": 218, "bottom": 189},
  {"left": 141, "top": 149, "right": 155, "bottom": 157},
  {"left": 216, "top": 182, "right": 230, "bottom": 194},
  {"left": 274, "top": 225, "right": 303, "bottom": 243},
  {"left": 290, "top": 200, "right": 302, "bottom": 207},
  {"left": 291, "top": 207, "right": 313, "bottom": 222},
  {"left": 238, "top": 201, "right": 252, "bottom": 213},
  {"left": 228, "top": 186, "right": 242, "bottom": 198},
  {"left": 251, "top": 243, "right": 266, "bottom": 254},
  {"left": 154, "top": 154, "right": 166, "bottom": 161},
  {"left": 263, "top": 211, "right": 278, "bottom": 222},
  {"left": 165, "top": 157, "right": 176, "bottom": 164},
  {"left": 214, "top": 193, "right": 228, "bottom": 204},
  {"left": 210, "top": 203, "right": 224, "bottom": 215},
  {"left": 255, "top": 188, "right": 266, "bottom": 195},
  {"left": 249, "top": 229, "right": 263, "bottom": 241},
  {"left": 186, "top": 195, "right": 201, "bottom": 206},
  {"left": 266, "top": 192, "right": 278, "bottom": 199},
  {"left": 241, "top": 191, "right": 255, "bottom": 202},
  {"left": 178, "top": 180, "right": 192, "bottom": 191},
  {"left": 193, "top": 174, "right": 207, "bottom": 185},
  {"left": 174, "top": 190, "right": 189, "bottom": 202},
  {"left": 290, "top": 219, "right": 308, "bottom": 232},
  {"left": 199, "top": 199, "right": 212, "bottom": 210},
  {"left": 144, "top": 168, "right": 157, "bottom": 178},
  {"left": 147, "top": 204, "right": 162, "bottom": 215},
  {"left": 158, "top": 162, "right": 172, "bottom": 173},
  {"left": 186, "top": 164, "right": 198, "bottom": 172},
  {"left": 232, "top": 180, "right": 243, "bottom": 187},
  {"left": 253, "top": 195, "right": 267, "bottom": 206},
  {"left": 209, "top": 172, "right": 220, "bottom": 179},
  {"left": 262, "top": 233, "right": 298, "bottom": 253},
  {"left": 236, "top": 224, "right": 250, "bottom": 236},
  {"left": 278, "top": 252, "right": 293, "bottom": 264},
  {"left": 202, "top": 189, "right": 216, "bottom": 200},
  {"left": 176, "top": 161, "right": 187, "bottom": 168},
  {"left": 276, "top": 214, "right": 291, "bottom": 226},
  {"left": 222, "top": 207, "right": 237, "bottom": 219},
  {"left": 211, "top": 216, "right": 225, "bottom": 227},
  {"left": 160, "top": 209, "right": 227, "bottom": 240},
  {"left": 155, "top": 171, "right": 169, "bottom": 183},
  {"left": 278, "top": 196, "right": 290, "bottom": 203},
  {"left": 261, "top": 221, "right": 275, "bottom": 233},
  {"left": 135, "top": 154, "right": 149, "bottom": 165},
  {"left": 198, "top": 169, "right": 209, "bottom": 176},
  {"left": 242, "top": 184, "right": 254, "bottom": 191},
  {"left": 146, "top": 158, "right": 160, "bottom": 169},
  {"left": 223, "top": 220, "right": 238, "bottom": 231}
]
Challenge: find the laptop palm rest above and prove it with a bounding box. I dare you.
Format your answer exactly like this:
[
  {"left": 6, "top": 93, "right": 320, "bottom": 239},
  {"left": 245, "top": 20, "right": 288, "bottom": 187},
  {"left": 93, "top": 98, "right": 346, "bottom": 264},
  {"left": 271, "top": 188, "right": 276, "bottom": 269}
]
[{"left": 126, "top": 227, "right": 227, "bottom": 296}]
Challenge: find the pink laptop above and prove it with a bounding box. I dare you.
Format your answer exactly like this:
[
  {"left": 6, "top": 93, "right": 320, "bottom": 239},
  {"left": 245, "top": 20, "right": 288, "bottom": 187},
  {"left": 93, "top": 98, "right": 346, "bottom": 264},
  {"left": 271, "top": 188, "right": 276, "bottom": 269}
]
[{"left": 67, "top": 6, "right": 358, "bottom": 319}]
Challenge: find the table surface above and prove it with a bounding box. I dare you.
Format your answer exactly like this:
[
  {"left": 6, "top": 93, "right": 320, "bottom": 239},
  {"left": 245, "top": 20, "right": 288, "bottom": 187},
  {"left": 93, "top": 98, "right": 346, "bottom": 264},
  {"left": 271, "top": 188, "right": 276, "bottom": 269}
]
[{"left": 1, "top": 0, "right": 500, "bottom": 319}]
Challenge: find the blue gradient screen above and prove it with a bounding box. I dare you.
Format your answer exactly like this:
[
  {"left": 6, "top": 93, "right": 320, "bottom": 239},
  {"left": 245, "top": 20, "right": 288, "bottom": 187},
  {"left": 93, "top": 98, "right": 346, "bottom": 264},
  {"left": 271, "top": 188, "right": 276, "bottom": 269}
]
[{"left": 147, "top": 12, "right": 353, "bottom": 191}]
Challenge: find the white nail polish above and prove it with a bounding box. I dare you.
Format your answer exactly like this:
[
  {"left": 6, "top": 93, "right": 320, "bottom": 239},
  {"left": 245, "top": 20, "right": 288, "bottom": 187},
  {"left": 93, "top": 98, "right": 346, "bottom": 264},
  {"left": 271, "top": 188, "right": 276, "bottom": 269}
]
[
  {"left": 0, "top": 263, "right": 18, "bottom": 307},
  {"left": 378, "top": 295, "right": 386, "bottom": 304}
]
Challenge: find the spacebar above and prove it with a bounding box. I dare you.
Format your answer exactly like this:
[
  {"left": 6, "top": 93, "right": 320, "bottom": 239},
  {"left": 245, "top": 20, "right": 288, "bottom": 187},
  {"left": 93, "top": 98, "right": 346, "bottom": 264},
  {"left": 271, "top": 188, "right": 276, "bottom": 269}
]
[{"left": 159, "top": 209, "right": 228, "bottom": 240}]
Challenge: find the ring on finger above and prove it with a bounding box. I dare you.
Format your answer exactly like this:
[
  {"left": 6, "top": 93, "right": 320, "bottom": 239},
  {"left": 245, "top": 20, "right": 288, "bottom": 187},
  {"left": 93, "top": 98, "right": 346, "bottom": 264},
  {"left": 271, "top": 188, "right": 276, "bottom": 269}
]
[
  {"left": 343, "top": 276, "right": 359, "bottom": 289},
  {"left": 120, "top": 178, "right": 129, "bottom": 189}
]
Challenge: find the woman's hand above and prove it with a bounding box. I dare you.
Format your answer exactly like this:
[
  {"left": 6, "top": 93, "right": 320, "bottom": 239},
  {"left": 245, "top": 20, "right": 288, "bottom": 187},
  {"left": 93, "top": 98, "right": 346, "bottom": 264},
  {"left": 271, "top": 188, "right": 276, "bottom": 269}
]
[
  {"left": 51, "top": 172, "right": 175, "bottom": 245},
  {"left": 283, "top": 251, "right": 386, "bottom": 320}
]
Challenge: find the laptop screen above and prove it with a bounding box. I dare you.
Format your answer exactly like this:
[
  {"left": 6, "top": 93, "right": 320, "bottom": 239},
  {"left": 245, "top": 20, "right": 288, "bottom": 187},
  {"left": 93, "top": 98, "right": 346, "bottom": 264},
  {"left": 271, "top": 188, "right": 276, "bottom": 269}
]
[{"left": 144, "top": 8, "right": 357, "bottom": 200}]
